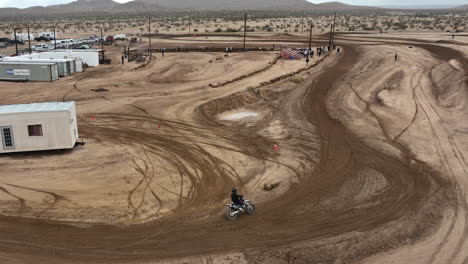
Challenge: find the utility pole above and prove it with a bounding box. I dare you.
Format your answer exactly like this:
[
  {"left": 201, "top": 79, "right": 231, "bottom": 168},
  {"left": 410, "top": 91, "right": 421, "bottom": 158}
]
[
  {"left": 331, "top": 24, "right": 336, "bottom": 47},
  {"left": 100, "top": 27, "right": 105, "bottom": 61},
  {"left": 307, "top": 21, "right": 313, "bottom": 65},
  {"left": 14, "top": 28, "right": 18, "bottom": 56},
  {"left": 308, "top": 22, "right": 313, "bottom": 52},
  {"left": 188, "top": 12, "right": 192, "bottom": 34},
  {"left": 148, "top": 15, "right": 152, "bottom": 57},
  {"left": 331, "top": 13, "right": 336, "bottom": 47},
  {"left": 27, "top": 27, "right": 31, "bottom": 54},
  {"left": 301, "top": 11, "right": 305, "bottom": 33},
  {"left": 243, "top": 13, "right": 247, "bottom": 51},
  {"left": 53, "top": 26, "right": 57, "bottom": 50},
  {"left": 328, "top": 16, "right": 333, "bottom": 48}
]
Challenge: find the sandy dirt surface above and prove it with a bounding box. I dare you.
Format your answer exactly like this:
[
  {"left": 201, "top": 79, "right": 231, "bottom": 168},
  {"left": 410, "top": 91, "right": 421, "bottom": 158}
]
[{"left": 0, "top": 32, "right": 467, "bottom": 264}]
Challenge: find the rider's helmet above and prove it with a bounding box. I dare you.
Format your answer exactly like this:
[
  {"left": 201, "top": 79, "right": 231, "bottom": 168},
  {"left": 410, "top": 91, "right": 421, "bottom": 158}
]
[{"left": 232, "top": 187, "right": 238, "bottom": 193}]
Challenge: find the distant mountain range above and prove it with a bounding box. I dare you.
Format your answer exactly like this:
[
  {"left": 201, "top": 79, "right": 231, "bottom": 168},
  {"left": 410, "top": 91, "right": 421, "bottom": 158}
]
[
  {"left": 0, "top": 0, "right": 378, "bottom": 16},
  {"left": 379, "top": 4, "right": 459, "bottom": 9},
  {"left": 136, "top": 0, "right": 375, "bottom": 10},
  {"left": 0, "top": 0, "right": 466, "bottom": 16},
  {"left": 0, "top": 0, "right": 167, "bottom": 15}
]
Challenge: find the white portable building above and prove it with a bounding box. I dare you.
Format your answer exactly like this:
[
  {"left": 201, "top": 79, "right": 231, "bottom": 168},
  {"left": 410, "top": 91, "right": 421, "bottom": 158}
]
[
  {"left": 0, "top": 62, "right": 59, "bottom": 82},
  {"left": 34, "top": 50, "right": 100, "bottom": 67},
  {"left": 2, "top": 57, "right": 77, "bottom": 77},
  {"left": 0, "top": 102, "right": 79, "bottom": 153}
]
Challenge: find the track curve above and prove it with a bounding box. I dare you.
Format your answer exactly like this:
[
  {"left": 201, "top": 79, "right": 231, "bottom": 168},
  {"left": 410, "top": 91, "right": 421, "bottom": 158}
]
[{"left": 0, "top": 44, "right": 459, "bottom": 263}]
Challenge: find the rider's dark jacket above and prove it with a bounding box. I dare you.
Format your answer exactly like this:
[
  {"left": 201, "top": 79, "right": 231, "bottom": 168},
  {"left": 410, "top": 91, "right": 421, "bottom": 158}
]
[{"left": 231, "top": 193, "right": 244, "bottom": 204}]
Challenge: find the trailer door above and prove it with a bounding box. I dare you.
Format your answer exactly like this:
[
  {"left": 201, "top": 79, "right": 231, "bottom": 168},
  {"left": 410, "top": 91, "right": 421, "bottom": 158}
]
[{"left": 1, "top": 126, "right": 15, "bottom": 150}]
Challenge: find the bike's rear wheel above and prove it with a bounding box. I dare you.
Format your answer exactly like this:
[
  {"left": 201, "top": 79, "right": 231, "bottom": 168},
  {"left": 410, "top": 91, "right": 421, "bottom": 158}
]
[{"left": 226, "top": 210, "right": 238, "bottom": 221}]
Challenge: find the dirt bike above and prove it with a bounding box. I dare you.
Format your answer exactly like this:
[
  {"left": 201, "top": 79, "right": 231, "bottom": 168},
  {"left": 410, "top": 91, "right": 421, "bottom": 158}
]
[{"left": 226, "top": 197, "right": 256, "bottom": 221}]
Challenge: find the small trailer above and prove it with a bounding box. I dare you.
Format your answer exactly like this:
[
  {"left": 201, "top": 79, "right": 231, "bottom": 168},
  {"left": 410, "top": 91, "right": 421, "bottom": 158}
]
[
  {"left": 0, "top": 102, "right": 79, "bottom": 153},
  {"left": 0, "top": 62, "right": 59, "bottom": 82}
]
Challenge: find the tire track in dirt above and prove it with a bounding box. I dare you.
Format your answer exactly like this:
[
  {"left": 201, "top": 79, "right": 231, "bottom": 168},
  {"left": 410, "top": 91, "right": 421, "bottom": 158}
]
[
  {"left": 0, "top": 186, "right": 25, "bottom": 209},
  {"left": 402, "top": 44, "right": 468, "bottom": 264},
  {"left": 0, "top": 40, "right": 459, "bottom": 264},
  {"left": 414, "top": 72, "right": 468, "bottom": 264},
  {"left": 328, "top": 39, "right": 468, "bottom": 264},
  {"left": 3, "top": 183, "right": 67, "bottom": 204}
]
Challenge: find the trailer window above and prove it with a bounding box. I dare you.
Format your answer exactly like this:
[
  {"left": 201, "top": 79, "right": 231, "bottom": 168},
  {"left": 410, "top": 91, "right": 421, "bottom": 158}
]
[{"left": 28, "top": 125, "right": 43, "bottom": 136}]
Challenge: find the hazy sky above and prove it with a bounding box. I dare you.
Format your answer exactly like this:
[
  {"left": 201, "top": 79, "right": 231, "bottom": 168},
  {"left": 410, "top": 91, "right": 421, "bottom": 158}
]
[{"left": 0, "top": 0, "right": 466, "bottom": 8}]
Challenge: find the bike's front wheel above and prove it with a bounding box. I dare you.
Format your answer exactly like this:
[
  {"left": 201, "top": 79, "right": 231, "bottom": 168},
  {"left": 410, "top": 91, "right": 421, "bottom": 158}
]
[{"left": 246, "top": 204, "right": 256, "bottom": 215}]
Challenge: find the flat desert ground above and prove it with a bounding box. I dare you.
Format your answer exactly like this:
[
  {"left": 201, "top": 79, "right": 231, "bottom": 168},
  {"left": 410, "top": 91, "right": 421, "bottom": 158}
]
[{"left": 0, "top": 32, "right": 467, "bottom": 264}]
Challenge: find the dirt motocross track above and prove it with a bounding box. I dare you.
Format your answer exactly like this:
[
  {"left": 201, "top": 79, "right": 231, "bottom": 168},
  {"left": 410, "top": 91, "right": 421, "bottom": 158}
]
[{"left": 0, "top": 34, "right": 467, "bottom": 264}]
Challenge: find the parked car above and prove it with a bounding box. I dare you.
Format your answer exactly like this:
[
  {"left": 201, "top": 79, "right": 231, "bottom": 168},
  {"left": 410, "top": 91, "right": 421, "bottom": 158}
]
[
  {"left": 77, "top": 45, "right": 91, "bottom": 49},
  {"left": 32, "top": 43, "right": 50, "bottom": 52},
  {"left": 35, "top": 36, "right": 52, "bottom": 42},
  {"left": 8, "top": 39, "right": 25, "bottom": 45}
]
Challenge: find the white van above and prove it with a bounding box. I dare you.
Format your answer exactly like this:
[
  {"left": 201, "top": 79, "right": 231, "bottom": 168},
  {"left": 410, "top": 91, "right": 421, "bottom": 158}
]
[
  {"left": 114, "top": 34, "right": 127, "bottom": 41},
  {"left": 52, "top": 40, "right": 68, "bottom": 48}
]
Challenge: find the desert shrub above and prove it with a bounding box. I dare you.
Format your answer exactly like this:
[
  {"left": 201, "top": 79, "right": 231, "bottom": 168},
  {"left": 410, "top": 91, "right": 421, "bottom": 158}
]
[
  {"left": 214, "top": 28, "right": 222, "bottom": 32},
  {"left": 290, "top": 76, "right": 304, "bottom": 83},
  {"left": 246, "top": 86, "right": 261, "bottom": 96},
  {"left": 246, "top": 86, "right": 255, "bottom": 93},
  {"left": 264, "top": 182, "right": 280, "bottom": 191}
]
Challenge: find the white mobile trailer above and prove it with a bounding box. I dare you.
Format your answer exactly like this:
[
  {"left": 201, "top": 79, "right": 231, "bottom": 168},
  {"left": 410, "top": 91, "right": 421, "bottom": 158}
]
[
  {"left": 0, "top": 102, "right": 79, "bottom": 153},
  {"left": 0, "top": 62, "right": 59, "bottom": 82},
  {"left": 2, "top": 57, "right": 76, "bottom": 77},
  {"left": 33, "top": 50, "right": 99, "bottom": 67},
  {"left": 27, "top": 53, "right": 83, "bottom": 72}
]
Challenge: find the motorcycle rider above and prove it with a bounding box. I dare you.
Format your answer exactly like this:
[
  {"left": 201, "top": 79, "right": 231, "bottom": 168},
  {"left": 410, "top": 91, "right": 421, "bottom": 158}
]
[{"left": 231, "top": 187, "right": 245, "bottom": 211}]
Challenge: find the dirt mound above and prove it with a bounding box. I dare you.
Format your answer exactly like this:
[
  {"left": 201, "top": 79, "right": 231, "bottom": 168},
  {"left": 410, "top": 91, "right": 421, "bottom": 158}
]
[
  {"left": 377, "top": 70, "right": 405, "bottom": 109},
  {"left": 197, "top": 87, "right": 269, "bottom": 124},
  {"left": 431, "top": 59, "right": 467, "bottom": 109}
]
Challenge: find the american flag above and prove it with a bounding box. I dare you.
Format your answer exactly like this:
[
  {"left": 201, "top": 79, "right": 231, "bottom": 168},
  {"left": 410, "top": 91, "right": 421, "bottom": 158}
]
[{"left": 280, "top": 48, "right": 305, "bottom": 60}]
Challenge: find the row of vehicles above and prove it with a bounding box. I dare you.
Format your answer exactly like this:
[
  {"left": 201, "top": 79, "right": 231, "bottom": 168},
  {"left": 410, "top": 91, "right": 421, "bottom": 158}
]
[
  {"left": 1, "top": 33, "right": 129, "bottom": 52},
  {"left": 31, "top": 38, "right": 95, "bottom": 52},
  {"left": 9, "top": 32, "right": 57, "bottom": 42}
]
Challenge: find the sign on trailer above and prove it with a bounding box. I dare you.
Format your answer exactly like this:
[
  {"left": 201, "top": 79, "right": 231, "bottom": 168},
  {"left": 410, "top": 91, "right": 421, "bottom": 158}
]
[{"left": 5, "top": 69, "right": 31, "bottom": 76}]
